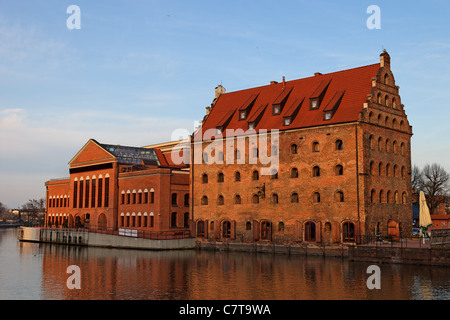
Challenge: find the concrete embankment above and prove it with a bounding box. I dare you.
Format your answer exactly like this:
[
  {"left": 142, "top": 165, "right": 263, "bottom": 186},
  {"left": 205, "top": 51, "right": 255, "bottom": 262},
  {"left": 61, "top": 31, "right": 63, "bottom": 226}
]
[{"left": 18, "top": 227, "right": 196, "bottom": 250}]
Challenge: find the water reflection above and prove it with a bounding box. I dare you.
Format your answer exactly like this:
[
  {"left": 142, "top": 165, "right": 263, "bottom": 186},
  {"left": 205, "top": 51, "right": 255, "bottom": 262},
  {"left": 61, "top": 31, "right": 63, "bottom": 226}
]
[{"left": 1, "top": 229, "right": 449, "bottom": 300}]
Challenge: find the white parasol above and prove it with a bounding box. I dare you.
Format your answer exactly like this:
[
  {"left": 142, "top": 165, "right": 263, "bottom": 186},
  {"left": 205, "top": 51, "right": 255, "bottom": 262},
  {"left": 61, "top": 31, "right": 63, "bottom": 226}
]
[{"left": 419, "top": 191, "right": 433, "bottom": 238}]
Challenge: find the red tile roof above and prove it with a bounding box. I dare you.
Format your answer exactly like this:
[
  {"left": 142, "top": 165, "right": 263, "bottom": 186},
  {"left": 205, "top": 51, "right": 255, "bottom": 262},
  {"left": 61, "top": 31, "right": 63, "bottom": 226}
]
[{"left": 195, "top": 63, "right": 380, "bottom": 140}]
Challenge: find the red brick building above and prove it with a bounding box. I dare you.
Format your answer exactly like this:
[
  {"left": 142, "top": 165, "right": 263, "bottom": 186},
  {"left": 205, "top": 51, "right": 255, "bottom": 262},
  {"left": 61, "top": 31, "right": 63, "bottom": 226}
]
[
  {"left": 192, "top": 51, "right": 413, "bottom": 244},
  {"left": 45, "top": 139, "right": 191, "bottom": 237}
]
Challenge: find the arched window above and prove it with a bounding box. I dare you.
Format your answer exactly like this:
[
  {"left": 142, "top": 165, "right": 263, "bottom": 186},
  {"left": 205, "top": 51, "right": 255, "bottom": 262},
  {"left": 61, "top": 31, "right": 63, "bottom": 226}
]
[
  {"left": 385, "top": 95, "right": 389, "bottom": 107},
  {"left": 246, "top": 221, "right": 252, "bottom": 230},
  {"left": 401, "top": 142, "right": 406, "bottom": 155},
  {"left": 305, "top": 222, "right": 316, "bottom": 241},
  {"left": 217, "top": 195, "right": 224, "bottom": 205},
  {"left": 370, "top": 161, "right": 375, "bottom": 175},
  {"left": 335, "top": 165, "right": 343, "bottom": 176},
  {"left": 378, "top": 137, "right": 383, "bottom": 151},
  {"left": 401, "top": 166, "right": 406, "bottom": 178},
  {"left": 386, "top": 139, "right": 391, "bottom": 152},
  {"left": 313, "top": 192, "right": 321, "bottom": 203},
  {"left": 201, "top": 196, "right": 208, "bottom": 205},
  {"left": 335, "top": 139, "right": 343, "bottom": 150},
  {"left": 234, "top": 195, "right": 241, "bottom": 204},
  {"left": 392, "top": 98, "right": 396, "bottom": 109},
  {"left": 394, "top": 191, "right": 399, "bottom": 204},
  {"left": 371, "top": 189, "right": 376, "bottom": 203},
  {"left": 290, "top": 168, "right": 298, "bottom": 178},
  {"left": 386, "top": 163, "right": 391, "bottom": 177},
  {"left": 369, "top": 135, "right": 375, "bottom": 149},
  {"left": 387, "top": 190, "right": 392, "bottom": 204},
  {"left": 343, "top": 222, "right": 355, "bottom": 242},
  {"left": 377, "top": 93, "right": 381, "bottom": 104},
  {"left": 384, "top": 73, "right": 388, "bottom": 84},
  {"left": 402, "top": 192, "right": 407, "bottom": 204},
  {"left": 313, "top": 166, "right": 320, "bottom": 177},
  {"left": 290, "top": 144, "right": 298, "bottom": 154},
  {"left": 235, "top": 171, "right": 241, "bottom": 182},
  {"left": 252, "top": 194, "right": 259, "bottom": 204},
  {"left": 271, "top": 193, "right": 279, "bottom": 204},
  {"left": 369, "top": 112, "right": 374, "bottom": 123},
  {"left": 291, "top": 192, "right": 299, "bottom": 203},
  {"left": 393, "top": 165, "right": 398, "bottom": 178},
  {"left": 335, "top": 191, "right": 344, "bottom": 202},
  {"left": 252, "top": 170, "right": 259, "bottom": 181},
  {"left": 379, "top": 190, "right": 385, "bottom": 203},
  {"left": 312, "top": 141, "right": 320, "bottom": 152},
  {"left": 217, "top": 172, "right": 224, "bottom": 183},
  {"left": 379, "top": 162, "right": 384, "bottom": 176},
  {"left": 202, "top": 173, "right": 208, "bottom": 183},
  {"left": 393, "top": 141, "right": 398, "bottom": 153}
]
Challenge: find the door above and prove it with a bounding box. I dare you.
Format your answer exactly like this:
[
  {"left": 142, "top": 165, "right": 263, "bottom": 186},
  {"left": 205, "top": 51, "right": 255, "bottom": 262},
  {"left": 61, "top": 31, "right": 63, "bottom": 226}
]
[{"left": 387, "top": 220, "right": 399, "bottom": 241}]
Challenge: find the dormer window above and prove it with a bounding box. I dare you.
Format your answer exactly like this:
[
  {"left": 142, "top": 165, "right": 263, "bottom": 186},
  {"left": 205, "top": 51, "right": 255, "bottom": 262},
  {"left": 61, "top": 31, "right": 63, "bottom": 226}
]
[
  {"left": 324, "top": 112, "right": 332, "bottom": 120},
  {"left": 248, "top": 122, "right": 255, "bottom": 130},
  {"left": 216, "top": 127, "right": 222, "bottom": 135},
  {"left": 284, "top": 117, "right": 291, "bottom": 126},
  {"left": 240, "top": 111, "right": 247, "bottom": 120},
  {"left": 273, "top": 105, "right": 281, "bottom": 115},
  {"left": 310, "top": 99, "right": 319, "bottom": 109}
]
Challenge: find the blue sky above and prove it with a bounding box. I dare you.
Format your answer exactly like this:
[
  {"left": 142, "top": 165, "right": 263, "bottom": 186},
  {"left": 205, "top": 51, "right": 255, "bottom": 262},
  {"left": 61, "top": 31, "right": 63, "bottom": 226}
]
[{"left": 0, "top": 0, "right": 449, "bottom": 208}]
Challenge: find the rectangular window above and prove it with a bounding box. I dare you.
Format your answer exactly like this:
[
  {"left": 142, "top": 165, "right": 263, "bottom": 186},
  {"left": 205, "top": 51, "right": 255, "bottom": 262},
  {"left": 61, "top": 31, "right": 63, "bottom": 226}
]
[
  {"left": 104, "top": 178, "right": 110, "bottom": 207},
  {"left": 79, "top": 180, "right": 84, "bottom": 209},
  {"left": 172, "top": 193, "right": 178, "bottom": 206},
  {"left": 144, "top": 192, "right": 148, "bottom": 204},
  {"left": 85, "top": 180, "right": 90, "bottom": 208},
  {"left": 151, "top": 191, "right": 154, "bottom": 204},
  {"left": 91, "top": 179, "right": 96, "bottom": 208},
  {"left": 73, "top": 181, "right": 78, "bottom": 208},
  {"left": 97, "top": 178, "right": 103, "bottom": 207}
]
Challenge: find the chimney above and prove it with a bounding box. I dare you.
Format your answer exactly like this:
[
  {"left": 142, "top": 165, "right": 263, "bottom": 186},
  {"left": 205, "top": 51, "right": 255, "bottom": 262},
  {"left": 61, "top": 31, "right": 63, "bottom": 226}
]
[
  {"left": 380, "top": 49, "right": 390, "bottom": 68},
  {"left": 215, "top": 85, "right": 226, "bottom": 99},
  {"left": 282, "top": 76, "right": 286, "bottom": 88}
]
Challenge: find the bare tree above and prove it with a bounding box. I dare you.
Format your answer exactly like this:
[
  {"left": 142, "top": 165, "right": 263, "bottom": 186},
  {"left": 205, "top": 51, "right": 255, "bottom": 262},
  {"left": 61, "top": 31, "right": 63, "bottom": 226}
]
[
  {"left": 21, "top": 198, "right": 45, "bottom": 224},
  {"left": 0, "top": 202, "right": 9, "bottom": 221},
  {"left": 421, "top": 163, "right": 450, "bottom": 214},
  {"left": 411, "top": 164, "right": 423, "bottom": 192}
]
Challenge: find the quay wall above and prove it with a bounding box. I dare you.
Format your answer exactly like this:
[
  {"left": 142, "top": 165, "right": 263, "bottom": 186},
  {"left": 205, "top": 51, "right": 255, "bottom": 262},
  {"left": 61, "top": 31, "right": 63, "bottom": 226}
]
[
  {"left": 196, "top": 240, "right": 450, "bottom": 266},
  {"left": 19, "top": 227, "right": 196, "bottom": 250}
]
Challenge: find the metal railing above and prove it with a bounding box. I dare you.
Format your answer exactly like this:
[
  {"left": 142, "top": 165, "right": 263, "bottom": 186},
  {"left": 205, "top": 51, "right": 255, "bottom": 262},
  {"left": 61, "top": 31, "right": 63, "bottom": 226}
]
[{"left": 355, "top": 235, "right": 431, "bottom": 248}]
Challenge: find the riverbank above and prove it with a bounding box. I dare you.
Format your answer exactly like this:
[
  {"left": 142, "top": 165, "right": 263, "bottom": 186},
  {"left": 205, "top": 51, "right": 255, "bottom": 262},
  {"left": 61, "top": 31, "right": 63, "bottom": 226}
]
[{"left": 196, "top": 239, "right": 450, "bottom": 266}]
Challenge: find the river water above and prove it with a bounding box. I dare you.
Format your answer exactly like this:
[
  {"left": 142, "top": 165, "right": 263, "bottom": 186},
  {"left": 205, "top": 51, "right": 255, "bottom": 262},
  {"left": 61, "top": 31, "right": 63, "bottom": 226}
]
[{"left": 0, "top": 228, "right": 449, "bottom": 300}]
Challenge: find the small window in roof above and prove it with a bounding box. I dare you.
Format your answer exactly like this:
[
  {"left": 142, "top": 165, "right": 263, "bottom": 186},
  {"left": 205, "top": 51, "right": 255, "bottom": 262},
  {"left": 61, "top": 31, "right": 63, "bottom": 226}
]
[
  {"left": 310, "top": 99, "right": 318, "bottom": 109},
  {"left": 240, "top": 111, "right": 247, "bottom": 120},
  {"left": 273, "top": 105, "right": 281, "bottom": 115},
  {"left": 324, "top": 112, "right": 332, "bottom": 120},
  {"left": 284, "top": 118, "right": 291, "bottom": 126},
  {"left": 248, "top": 122, "right": 255, "bottom": 130}
]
